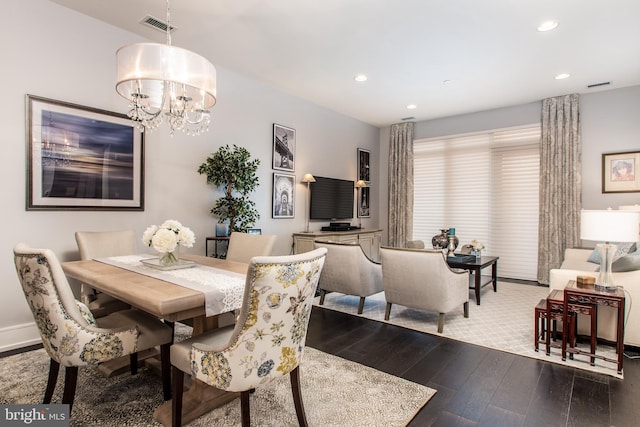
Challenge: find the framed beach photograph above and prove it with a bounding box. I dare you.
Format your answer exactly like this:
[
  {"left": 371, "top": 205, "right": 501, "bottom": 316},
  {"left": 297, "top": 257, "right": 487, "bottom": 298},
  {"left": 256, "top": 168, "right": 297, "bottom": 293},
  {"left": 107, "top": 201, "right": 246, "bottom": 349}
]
[
  {"left": 358, "top": 148, "right": 371, "bottom": 182},
  {"left": 358, "top": 186, "right": 371, "bottom": 218},
  {"left": 273, "top": 173, "right": 295, "bottom": 218},
  {"left": 602, "top": 151, "right": 640, "bottom": 193},
  {"left": 26, "top": 95, "right": 144, "bottom": 210},
  {"left": 272, "top": 123, "right": 295, "bottom": 172}
]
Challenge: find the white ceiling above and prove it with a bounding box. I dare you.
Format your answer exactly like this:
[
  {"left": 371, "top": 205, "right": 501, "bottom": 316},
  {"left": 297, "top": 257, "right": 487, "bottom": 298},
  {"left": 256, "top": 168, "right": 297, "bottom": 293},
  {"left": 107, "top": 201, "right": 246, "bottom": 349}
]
[{"left": 50, "top": 0, "right": 640, "bottom": 128}]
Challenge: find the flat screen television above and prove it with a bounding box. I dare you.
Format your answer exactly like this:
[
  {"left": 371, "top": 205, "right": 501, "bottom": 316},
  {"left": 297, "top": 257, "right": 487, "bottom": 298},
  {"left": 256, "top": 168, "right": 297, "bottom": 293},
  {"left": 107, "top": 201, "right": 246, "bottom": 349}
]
[{"left": 310, "top": 176, "right": 354, "bottom": 220}]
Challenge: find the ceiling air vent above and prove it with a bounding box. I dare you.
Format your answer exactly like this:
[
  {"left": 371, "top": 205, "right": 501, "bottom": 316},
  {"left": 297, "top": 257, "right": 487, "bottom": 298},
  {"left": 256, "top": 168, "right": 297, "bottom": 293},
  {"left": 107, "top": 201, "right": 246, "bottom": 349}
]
[
  {"left": 140, "top": 15, "right": 176, "bottom": 33},
  {"left": 587, "top": 81, "right": 611, "bottom": 89},
  {"left": 401, "top": 116, "right": 415, "bottom": 121}
]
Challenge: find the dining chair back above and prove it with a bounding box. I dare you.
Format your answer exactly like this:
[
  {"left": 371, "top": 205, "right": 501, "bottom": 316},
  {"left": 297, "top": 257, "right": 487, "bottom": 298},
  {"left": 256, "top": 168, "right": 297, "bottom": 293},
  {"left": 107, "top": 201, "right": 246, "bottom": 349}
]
[
  {"left": 170, "top": 247, "right": 327, "bottom": 427},
  {"left": 225, "top": 232, "right": 277, "bottom": 263},
  {"left": 75, "top": 230, "right": 135, "bottom": 317},
  {"left": 13, "top": 243, "right": 173, "bottom": 412}
]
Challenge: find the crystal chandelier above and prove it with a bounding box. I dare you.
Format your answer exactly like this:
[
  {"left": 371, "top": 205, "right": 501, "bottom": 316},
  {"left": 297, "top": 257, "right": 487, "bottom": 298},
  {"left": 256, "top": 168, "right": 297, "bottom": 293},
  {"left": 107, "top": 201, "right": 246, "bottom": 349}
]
[{"left": 115, "top": 0, "right": 217, "bottom": 135}]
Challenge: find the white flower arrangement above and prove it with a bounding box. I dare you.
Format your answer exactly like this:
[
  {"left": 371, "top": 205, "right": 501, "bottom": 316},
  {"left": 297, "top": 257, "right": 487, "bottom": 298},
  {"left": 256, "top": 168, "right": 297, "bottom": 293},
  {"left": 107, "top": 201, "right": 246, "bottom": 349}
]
[
  {"left": 470, "top": 240, "right": 485, "bottom": 251},
  {"left": 142, "top": 220, "right": 195, "bottom": 256}
]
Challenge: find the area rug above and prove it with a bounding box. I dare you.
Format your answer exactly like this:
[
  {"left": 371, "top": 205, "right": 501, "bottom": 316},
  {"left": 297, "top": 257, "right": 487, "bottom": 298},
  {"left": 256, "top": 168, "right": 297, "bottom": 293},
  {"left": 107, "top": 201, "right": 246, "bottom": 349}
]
[
  {"left": 315, "top": 281, "right": 624, "bottom": 378},
  {"left": 0, "top": 345, "right": 435, "bottom": 426}
]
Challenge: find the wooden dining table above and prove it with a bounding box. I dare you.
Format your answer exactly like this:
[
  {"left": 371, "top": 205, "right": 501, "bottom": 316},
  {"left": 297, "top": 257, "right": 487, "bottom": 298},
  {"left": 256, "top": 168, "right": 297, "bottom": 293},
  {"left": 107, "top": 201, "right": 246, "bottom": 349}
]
[{"left": 61, "top": 253, "right": 249, "bottom": 427}]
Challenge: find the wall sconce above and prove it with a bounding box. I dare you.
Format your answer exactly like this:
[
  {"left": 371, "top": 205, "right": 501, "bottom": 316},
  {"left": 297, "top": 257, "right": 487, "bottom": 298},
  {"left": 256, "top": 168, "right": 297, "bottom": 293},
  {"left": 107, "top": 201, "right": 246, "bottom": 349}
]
[{"left": 301, "top": 173, "right": 316, "bottom": 232}]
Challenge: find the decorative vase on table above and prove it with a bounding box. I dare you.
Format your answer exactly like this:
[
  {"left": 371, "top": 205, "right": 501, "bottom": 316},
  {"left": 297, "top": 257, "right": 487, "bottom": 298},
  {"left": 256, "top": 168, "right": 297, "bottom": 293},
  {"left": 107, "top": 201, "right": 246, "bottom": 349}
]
[
  {"left": 159, "top": 247, "right": 180, "bottom": 265},
  {"left": 142, "top": 219, "right": 195, "bottom": 266},
  {"left": 432, "top": 229, "right": 450, "bottom": 249}
]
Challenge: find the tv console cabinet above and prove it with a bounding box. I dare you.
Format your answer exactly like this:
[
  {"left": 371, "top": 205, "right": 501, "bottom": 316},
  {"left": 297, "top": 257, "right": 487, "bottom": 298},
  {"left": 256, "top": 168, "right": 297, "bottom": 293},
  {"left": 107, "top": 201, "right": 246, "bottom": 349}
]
[{"left": 292, "top": 229, "right": 383, "bottom": 262}]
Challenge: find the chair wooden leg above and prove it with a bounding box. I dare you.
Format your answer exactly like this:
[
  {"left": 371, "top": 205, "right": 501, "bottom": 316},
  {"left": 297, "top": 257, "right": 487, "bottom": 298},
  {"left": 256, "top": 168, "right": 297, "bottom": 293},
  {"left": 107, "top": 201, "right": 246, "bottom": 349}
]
[
  {"left": 290, "top": 366, "right": 309, "bottom": 427},
  {"left": 171, "top": 367, "right": 184, "bottom": 427},
  {"left": 130, "top": 352, "right": 138, "bottom": 375},
  {"left": 384, "top": 303, "right": 392, "bottom": 320},
  {"left": 62, "top": 366, "right": 78, "bottom": 413},
  {"left": 437, "top": 313, "right": 445, "bottom": 333},
  {"left": 161, "top": 343, "right": 172, "bottom": 401},
  {"left": 319, "top": 289, "right": 326, "bottom": 306},
  {"left": 357, "top": 297, "right": 365, "bottom": 314},
  {"left": 44, "top": 359, "right": 60, "bottom": 404},
  {"left": 240, "top": 390, "right": 251, "bottom": 427},
  {"left": 463, "top": 301, "right": 469, "bottom": 318}
]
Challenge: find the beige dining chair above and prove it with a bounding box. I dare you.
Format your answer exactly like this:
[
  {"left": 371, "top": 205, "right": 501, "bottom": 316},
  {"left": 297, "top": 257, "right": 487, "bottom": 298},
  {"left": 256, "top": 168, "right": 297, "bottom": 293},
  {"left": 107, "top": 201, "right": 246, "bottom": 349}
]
[
  {"left": 13, "top": 243, "right": 173, "bottom": 413},
  {"left": 170, "top": 248, "right": 327, "bottom": 427},
  {"left": 75, "top": 230, "right": 135, "bottom": 317},
  {"left": 313, "top": 240, "right": 383, "bottom": 314},
  {"left": 225, "top": 232, "right": 277, "bottom": 263},
  {"left": 380, "top": 246, "right": 470, "bottom": 333}
]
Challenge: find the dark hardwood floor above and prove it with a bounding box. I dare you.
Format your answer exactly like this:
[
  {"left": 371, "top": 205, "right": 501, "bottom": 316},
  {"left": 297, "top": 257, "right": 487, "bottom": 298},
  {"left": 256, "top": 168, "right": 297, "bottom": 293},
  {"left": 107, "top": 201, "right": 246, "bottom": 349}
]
[{"left": 306, "top": 306, "right": 640, "bottom": 427}]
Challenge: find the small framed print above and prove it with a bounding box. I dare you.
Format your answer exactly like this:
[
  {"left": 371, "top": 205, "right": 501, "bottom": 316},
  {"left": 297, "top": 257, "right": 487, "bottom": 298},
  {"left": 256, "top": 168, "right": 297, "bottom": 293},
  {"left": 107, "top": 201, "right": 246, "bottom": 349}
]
[
  {"left": 358, "top": 148, "right": 370, "bottom": 182},
  {"left": 358, "top": 186, "right": 370, "bottom": 218},
  {"left": 602, "top": 151, "right": 640, "bottom": 193},
  {"left": 273, "top": 123, "right": 295, "bottom": 172},
  {"left": 273, "top": 173, "right": 295, "bottom": 218}
]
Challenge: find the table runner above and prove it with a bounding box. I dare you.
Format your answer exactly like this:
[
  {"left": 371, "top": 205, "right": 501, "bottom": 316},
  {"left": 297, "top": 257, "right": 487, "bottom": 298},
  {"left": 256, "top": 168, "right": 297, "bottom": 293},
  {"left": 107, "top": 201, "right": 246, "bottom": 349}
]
[{"left": 96, "top": 255, "right": 246, "bottom": 317}]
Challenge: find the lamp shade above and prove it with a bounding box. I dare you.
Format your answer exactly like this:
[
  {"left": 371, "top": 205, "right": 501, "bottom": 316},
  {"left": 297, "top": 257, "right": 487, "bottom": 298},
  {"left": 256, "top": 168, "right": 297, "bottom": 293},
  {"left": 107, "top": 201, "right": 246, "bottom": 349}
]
[
  {"left": 355, "top": 180, "right": 367, "bottom": 188},
  {"left": 301, "top": 173, "right": 316, "bottom": 183},
  {"left": 580, "top": 209, "right": 640, "bottom": 242},
  {"left": 116, "top": 43, "right": 217, "bottom": 110}
]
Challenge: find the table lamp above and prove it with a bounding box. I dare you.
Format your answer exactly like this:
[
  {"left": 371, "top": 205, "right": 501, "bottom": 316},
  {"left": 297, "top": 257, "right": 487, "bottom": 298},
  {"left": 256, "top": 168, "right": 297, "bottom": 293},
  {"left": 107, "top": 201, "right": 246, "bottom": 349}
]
[
  {"left": 580, "top": 209, "right": 640, "bottom": 291},
  {"left": 301, "top": 173, "right": 316, "bottom": 232},
  {"left": 355, "top": 180, "right": 367, "bottom": 229}
]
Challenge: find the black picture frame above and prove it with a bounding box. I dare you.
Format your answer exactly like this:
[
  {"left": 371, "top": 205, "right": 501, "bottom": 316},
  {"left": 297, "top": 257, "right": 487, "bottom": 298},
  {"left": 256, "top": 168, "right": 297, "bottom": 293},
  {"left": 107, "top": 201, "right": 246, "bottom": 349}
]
[
  {"left": 26, "top": 94, "right": 144, "bottom": 210},
  {"left": 358, "top": 187, "right": 371, "bottom": 218},
  {"left": 358, "top": 148, "right": 371, "bottom": 183},
  {"left": 273, "top": 173, "right": 295, "bottom": 218},
  {"left": 272, "top": 123, "right": 295, "bottom": 172}
]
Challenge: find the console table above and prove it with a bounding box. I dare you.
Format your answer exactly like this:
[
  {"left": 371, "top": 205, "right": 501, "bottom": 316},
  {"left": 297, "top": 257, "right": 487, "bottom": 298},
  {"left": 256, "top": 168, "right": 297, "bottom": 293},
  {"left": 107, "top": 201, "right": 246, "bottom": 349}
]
[
  {"left": 205, "top": 236, "right": 230, "bottom": 258},
  {"left": 292, "top": 229, "right": 382, "bottom": 262}
]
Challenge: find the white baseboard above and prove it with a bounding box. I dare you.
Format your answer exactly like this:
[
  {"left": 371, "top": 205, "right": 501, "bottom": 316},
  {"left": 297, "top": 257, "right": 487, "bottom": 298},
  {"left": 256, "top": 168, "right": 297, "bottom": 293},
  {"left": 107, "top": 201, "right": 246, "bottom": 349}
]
[{"left": 0, "top": 322, "right": 42, "bottom": 353}]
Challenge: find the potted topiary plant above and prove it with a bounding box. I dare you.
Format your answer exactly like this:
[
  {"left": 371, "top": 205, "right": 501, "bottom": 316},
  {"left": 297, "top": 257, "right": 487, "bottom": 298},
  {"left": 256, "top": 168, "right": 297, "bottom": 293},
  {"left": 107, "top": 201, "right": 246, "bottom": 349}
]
[{"left": 197, "top": 144, "right": 260, "bottom": 233}]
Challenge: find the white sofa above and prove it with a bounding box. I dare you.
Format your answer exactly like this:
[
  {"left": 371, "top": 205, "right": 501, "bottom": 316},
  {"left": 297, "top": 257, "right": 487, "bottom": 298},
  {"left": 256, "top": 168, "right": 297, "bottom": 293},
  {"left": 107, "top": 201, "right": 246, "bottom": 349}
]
[{"left": 549, "top": 248, "right": 640, "bottom": 347}]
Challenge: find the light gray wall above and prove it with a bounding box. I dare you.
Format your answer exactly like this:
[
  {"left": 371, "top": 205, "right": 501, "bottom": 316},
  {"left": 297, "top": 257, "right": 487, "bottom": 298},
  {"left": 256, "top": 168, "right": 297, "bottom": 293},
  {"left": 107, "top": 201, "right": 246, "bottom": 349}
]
[
  {"left": 379, "top": 86, "right": 640, "bottom": 245},
  {"left": 1, "top": 0, "right": 379, "bottom": 350}
]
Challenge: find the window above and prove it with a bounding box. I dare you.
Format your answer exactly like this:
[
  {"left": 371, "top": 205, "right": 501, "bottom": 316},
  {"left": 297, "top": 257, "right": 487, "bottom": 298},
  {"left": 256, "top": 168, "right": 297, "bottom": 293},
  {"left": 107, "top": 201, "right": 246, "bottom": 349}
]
[{"left": 413, "top": 125, "right": 540, "bottom": 280}]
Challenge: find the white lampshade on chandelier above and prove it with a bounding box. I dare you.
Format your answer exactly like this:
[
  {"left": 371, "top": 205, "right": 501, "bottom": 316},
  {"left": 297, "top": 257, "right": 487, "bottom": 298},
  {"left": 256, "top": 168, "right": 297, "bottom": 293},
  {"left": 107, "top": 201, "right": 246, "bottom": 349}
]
[
  {"left": 580, "top": 209, "right": 640, "bottom": 291},
  {"left": 116, "top": 0, "right": 216, "bottom": 135}
]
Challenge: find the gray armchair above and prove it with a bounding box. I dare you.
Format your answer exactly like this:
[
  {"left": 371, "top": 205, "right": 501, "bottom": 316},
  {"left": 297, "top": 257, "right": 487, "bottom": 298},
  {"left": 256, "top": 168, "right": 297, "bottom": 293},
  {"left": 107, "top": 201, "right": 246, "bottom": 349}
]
[
  {"left": 380, "top": 246, "right": 470, "bottom": 333},
  {"left": 313, "top": 240, "right": 383, "bottom": 314}
]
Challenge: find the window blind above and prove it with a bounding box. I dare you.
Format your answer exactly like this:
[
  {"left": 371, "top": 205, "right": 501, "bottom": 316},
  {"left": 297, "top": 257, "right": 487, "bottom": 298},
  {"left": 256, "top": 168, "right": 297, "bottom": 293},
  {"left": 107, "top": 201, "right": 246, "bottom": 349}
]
[{"left": 413, "top": 125, "right": 540, "bottom": 280}]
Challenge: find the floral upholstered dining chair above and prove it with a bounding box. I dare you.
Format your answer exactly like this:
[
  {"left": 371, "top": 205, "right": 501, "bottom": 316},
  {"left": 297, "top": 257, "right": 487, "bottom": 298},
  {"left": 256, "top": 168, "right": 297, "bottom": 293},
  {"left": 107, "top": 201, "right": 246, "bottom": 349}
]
[
  {"left": 170, "top": 247, "right": 327, "bottom": 427},
  {"left": 13, "top": 243, "right": 173, "bottom": 412}
]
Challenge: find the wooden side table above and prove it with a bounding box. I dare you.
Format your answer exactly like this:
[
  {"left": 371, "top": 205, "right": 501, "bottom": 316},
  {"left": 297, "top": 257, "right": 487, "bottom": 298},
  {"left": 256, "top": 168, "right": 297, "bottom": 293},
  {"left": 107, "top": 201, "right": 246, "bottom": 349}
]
[
  {"left": 561, "top": 280, "right": 625, "bottom": 373},
  {"left": 547, "top": 289, "right": 595, "bottom": 361}
]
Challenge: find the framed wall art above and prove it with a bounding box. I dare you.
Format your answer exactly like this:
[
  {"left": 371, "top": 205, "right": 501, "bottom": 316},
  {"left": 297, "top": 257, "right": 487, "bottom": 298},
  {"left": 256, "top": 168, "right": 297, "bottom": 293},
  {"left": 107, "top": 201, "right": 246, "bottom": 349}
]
[
  {"left": 602, "top": 151, "right": 640, "bottom": 193},
  {"left": 358, "top": 186, "right": 371, "bottom": 218},
  {"left": 273, "top": 173, "right": 295, "bottom": 218},
  {"left": 26, "top": 95, "right": 144, "bottom": 210},
  {"left": 358, "top": 148, "right": 371, "bottom": 182},
  {"left": 272, "top": 123, "right": 295, "bottom": 172}
]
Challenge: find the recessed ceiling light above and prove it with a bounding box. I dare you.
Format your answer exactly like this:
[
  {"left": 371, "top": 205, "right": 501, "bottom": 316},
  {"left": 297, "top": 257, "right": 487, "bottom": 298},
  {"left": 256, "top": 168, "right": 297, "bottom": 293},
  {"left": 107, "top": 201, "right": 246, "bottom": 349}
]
[
  {"left": 354, "top": 74, "right": 368, "bottom": 82},
  {"left": 555, "top": 73, "right": 571, "bottom": 80},
  {"left": 406, "top": 104, "right": 417, "bottom": 110},
  {"left": 537, "top": 20, "right": 559, "bottom": 32}
]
